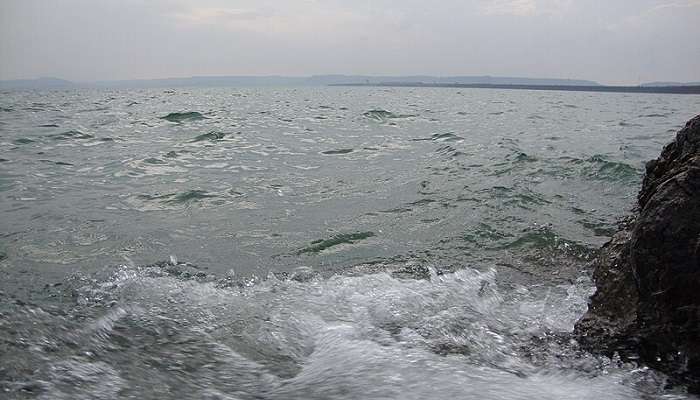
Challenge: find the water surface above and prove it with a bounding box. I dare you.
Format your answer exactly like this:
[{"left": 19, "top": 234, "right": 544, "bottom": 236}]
[{"left": 1, "top": 87, "right": 699, "bottom": 398}]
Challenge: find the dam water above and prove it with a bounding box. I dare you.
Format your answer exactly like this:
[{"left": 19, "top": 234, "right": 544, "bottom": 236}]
[{"left": 1, "top": 87, "right": 699, "bottom": 399}]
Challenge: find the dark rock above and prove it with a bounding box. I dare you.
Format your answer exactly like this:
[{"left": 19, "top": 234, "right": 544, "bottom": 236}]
[{"left": 575, "top": 115, "right": 700, "bottom": 391}]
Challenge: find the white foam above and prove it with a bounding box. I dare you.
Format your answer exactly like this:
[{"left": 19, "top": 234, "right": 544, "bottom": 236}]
[{"left": 40, "top": 265, "right": 682, "bottom": 399}]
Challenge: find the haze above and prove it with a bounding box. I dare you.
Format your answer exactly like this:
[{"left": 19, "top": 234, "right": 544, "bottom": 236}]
[{"left": 1, "top": 0, "right": 699, "bottom": 85}]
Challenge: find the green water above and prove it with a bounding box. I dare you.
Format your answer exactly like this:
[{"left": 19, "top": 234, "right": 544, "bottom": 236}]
[{"left": 1, "top": 87, "right": 699, "bottom": 399}]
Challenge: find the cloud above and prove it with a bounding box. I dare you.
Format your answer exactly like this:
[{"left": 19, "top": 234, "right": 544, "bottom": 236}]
[
  {"left": 1, "top": 0, "right": 698, "bottom": 83},
  {"left": 168, "top": 4, "right": 375, "bottom": 38},
  {"left": 164, "top": 1, "right": 420, "bottom": 49},
  {"left": 649, "top": 0, "right": 700, "bottom": 12},
  {"left": 607, "top": 0, "right": 700, "bottom": 31},
  {"left": 480, "top": 0, "right": 571, "bottom": 17},
  {"left": 171, "top": 7, "right": 266, "bottom": 24}
]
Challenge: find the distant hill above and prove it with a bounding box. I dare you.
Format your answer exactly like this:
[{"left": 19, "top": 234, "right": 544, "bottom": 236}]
[
  {"left": 0, "top": 77, "right": 76, "bottom": 89},
  {"left": 308, "top": 75, "right": 601, "bottom": 86},
  {"left": 640, "top": 81, "right": 700, "bottom": 87},
  {"left": 92, "top": 76, "right": 310, "bottom": 88},
  {"left": 6, "top": 75, "right": 700, "bottom": 90},
  {"left": 97, "top": 75, "right": 602, "bottom": 88},
  {"left": 1, "top": 75, "right": 602, "bottom": 89},
  {"left": 333, "top": 82, "right": 700, "bottom": 95}
]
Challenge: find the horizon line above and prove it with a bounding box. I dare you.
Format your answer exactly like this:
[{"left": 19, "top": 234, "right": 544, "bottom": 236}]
[{"left": 2, "top": 74, "right": 699, "bottom": 88}]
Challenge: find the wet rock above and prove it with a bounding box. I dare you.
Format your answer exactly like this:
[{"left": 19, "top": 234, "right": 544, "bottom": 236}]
[{"left": 575, "top": 115, "right": 700, "bottom": 392}]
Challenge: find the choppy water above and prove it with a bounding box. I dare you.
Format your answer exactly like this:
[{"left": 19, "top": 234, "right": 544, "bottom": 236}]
[{"left": 1, "top": 87, "right": 699, "bottom": 399}]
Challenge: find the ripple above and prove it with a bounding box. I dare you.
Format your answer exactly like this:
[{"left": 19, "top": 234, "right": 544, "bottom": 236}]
[
  {"left": 13, "top": 137, "right": 35, "bottom": 145},
  {"left": 321, "top": 148, "right": 354, "bottom": 155},
  {"left": 497, "top": 226, "right": 596, "bottom": 260},
  {"left": 362, "top": 109, "right": 416, "bottom": 122},
  {"left": 297, "top": 231, "right": 375, "bottom": 255},
  {"left": 412, "top": 132, "right": 464, "bottom": 142},
  {"left": 488, "top": 186, "right": 551, "bottom": 209},
  {"left": 190, "top": 130, "right": 232, "bottom": 142},
  {"left": 40, "top": 159, "right": 74, "bottom": 166},
  {"left": 163, "top": 189, "right": 218, "bottom": 205},
  {"left": 462, "top": 222, "right": 514, "bottom": 245},
  {"left": 160, "top": 111, "right": 206, "bottom": 123},
  {"left": 407, "top": 198, "right": 436, "bottom": 207},
  {"left": 143, "top": 157, "right": 167, "bottom": 165},
  {"left": 514, "top": 152, "right": 538, "bottom": 162},
  {"left": 435, "top": 145, "right": 465, "bottom": 157},
  {"left": 577, "top": 219, "right": 617, "bottom": 237},
  {"left": 124, "top": 189, "right": 231, "bottom": 211},
  {"left": 618, "top": 121, "right": 643, "bottom": 127},
  {"left": 163, "top": 150, "right": 192, "bottom": 158},
  {"left": 582, "top": 155, "right": 640, "bottom": 182},
  {"left": 379, "top": 207, "right": 413, "bottom": 214},
  {"left": 48, "top": 130, "right": 94, "bottom": 140}
]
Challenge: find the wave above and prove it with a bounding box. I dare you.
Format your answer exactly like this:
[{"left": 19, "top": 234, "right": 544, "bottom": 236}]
[
  {"left": 638, "top": 113, "right": 668, "bottom": 118},
  {"left": 435, "top": 145, "right": 465, "bottom": 157},
  {"left": 163, "top": 189, "right": 218, "bottom": 204},
  {"left": 618, "top": 121, "right": 643, "bottom": 127},
  {"left": 548, "top": 155, "right": 640, "bottom": 182},
  {"left": 190, "top": 130, "right": 231, "bottom": 142},
  {"left": 125, "top": 189, "right": 228, "bottom": 211},
  {"left": 362, "top": 109, "right": 416, "bottom": 122},
  {"left": 582, "top": 155, "right": 640, "bottom": 182},
  {"left": 514, "top": 152, "right": 538, "bottom": 162},
  {"left": 497, "top": 226, "right": 596, "bottom": 261},
  {"left": 412, "top": 132, "right": 464, "bottom": 142},
  {"left": 487, "top": 186, "right": 551, "bottom": 210},
  {"left": 48, "top": 130, "right": 94, "bottom": 140},
  {"left": 321, "top": 148, "right": 354, "bottom": 155},
  {"left": 13, "top": 137, "right": 35, "bottom": 145},
  {"left": 0, "top": 262, "right": 667, "bottom": 399},
  {"left": 160, "top": 111, "right": 206, "bottom": 123},
  {"left": 297, "top": 231, "right": 375, "bottom": 255},
  {"left": 142, "top": 157, "right": 167, "bottom": 165},
  {"left": 39, "top": 159, "right": 74, "bottom": 166}
]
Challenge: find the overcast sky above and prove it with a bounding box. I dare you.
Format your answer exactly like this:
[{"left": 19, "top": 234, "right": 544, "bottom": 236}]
[{"left": 1, "top": 0, "right": 699, "bottom": 84}]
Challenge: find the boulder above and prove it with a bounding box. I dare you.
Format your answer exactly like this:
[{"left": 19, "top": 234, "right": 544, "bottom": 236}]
[{"left": 575, "top": 115, "right": 700, "bottom": 391}]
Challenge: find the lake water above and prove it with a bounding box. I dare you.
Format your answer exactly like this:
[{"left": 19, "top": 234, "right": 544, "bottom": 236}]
[{"left": 1, "top": 87, "right": 699, "bottom": 399}]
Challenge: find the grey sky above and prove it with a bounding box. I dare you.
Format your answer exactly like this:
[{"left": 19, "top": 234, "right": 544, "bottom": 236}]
[{"left": 1, "top": 0, "right": 699, "bottom": 85}]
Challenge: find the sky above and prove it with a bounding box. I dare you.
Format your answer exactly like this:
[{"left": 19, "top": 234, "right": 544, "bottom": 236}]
[{"left": 1, "top": 0, "right": 699, "bottom": 85}]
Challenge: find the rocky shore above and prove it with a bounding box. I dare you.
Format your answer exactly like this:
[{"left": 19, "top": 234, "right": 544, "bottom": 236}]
[{"left": 575, "top": 115, "right": 700, "bottom": 392}]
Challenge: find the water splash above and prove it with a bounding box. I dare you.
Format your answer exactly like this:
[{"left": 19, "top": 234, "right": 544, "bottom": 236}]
[{"left": 0, "top": 264, "right": 688, "bottom": 399}]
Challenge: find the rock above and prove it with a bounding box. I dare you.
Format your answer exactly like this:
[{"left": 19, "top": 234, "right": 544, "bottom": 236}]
[{"left": 575, "top": 115, "right": 700, "bottom": 392}]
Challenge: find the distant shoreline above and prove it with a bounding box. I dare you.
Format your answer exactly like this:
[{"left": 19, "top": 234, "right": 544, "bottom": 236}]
[
  {"left": 330, "top": 82, "right": 700, "bottom": 95},
  {"left": 3, "top": 76, "right": 699, "bottom": 91}
]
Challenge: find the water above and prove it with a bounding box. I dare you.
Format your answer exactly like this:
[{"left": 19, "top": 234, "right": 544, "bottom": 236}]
[{"left": 1, "top": 87, "right": 699, "bottom": 398}]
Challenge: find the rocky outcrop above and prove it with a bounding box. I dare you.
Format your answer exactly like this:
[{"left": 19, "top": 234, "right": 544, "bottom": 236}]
[{"left": 575, "top": 115, "right": 700, "bottom": 392}]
